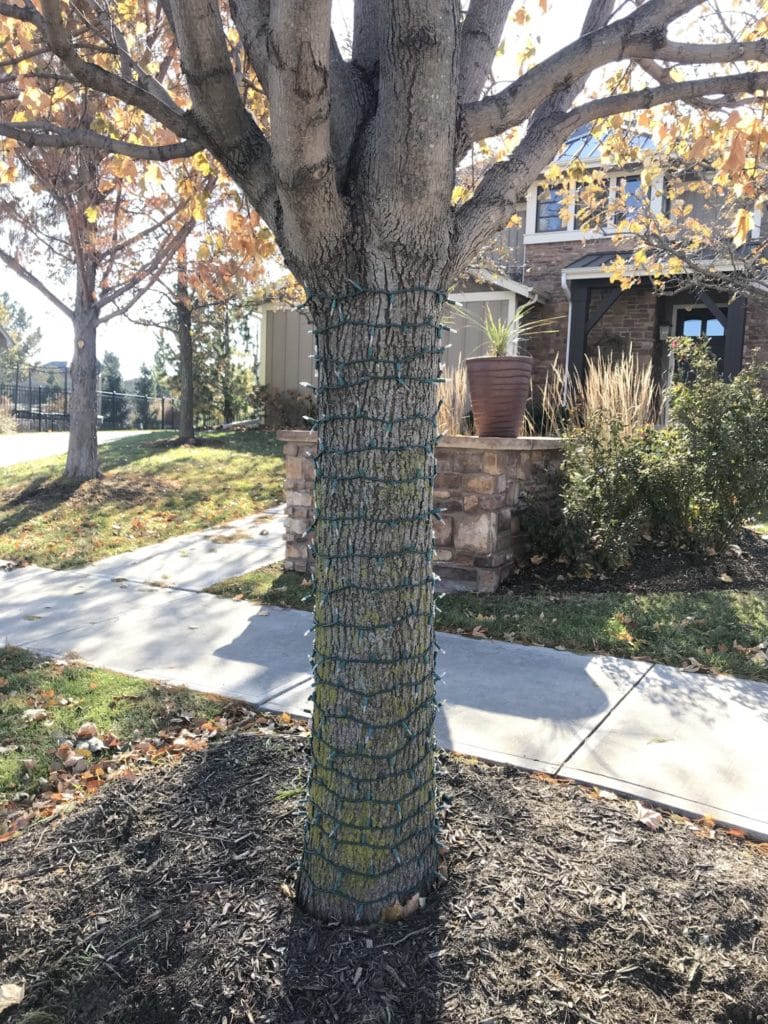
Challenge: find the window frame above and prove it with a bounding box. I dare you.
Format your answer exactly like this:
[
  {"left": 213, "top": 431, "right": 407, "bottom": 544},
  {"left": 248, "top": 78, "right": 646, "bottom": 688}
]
[{"left": 524, "top": 170, "right": 663, "bottom": 243}]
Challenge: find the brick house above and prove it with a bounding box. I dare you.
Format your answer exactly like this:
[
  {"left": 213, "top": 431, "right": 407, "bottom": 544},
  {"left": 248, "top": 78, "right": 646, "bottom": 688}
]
[
  {"left": 507, "top": 127, "right": 768, "bottom": 386},
  {"left": 258, "top": 128, "right": 768, "bottom": 394}
]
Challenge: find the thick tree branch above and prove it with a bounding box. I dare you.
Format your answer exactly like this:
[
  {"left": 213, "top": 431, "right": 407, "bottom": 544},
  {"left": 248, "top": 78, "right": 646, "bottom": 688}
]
[
  {"left": 266, "top": 0, "right": 345, "bottom": 255},
  {"left": 373, "top": 0, "right": 460, "bottom": 229},
  {"left": 0, "top": 121, "right": 202, "bottom": 160},
  {"left": 451, "top": 68, "right": 768, "bottom": 274},
  {"left": 36, "top": 0, "right": 200, "bottom": 142},
  {"left": 0, "top": 245, "right": 73, "bottom": 320},
  {"left": 166, "top": 0, "right": 279, "bottom": 228},
  {"left": 462, "top": 0, "right": 703, "bottom": 142},
  {"left": 458, "top": 0, "right": 514, "bottom": 104},
  {"left": 228, "top": 0, "right": 270, "bottom": 88},
  {"left": 352, "top": 0, "right": 382, "bottom": 77},
  {"left": 570, "top": 70, "right": 768, "bottom": 127}
]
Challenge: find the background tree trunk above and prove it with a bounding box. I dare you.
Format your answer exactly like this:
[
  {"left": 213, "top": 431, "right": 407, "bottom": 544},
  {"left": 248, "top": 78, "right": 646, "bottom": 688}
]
[
  {"left": 298, "top": 283, "right": 447, "bottom": 924},
  {"left": 174, "top": 252, "right": 195, "bottom": 442},
  {"left": 176, "top": 299, "right": 195, "bottom": 442},
  {"left": 65, "top": 302, "right": 100, "bottom": 481}
]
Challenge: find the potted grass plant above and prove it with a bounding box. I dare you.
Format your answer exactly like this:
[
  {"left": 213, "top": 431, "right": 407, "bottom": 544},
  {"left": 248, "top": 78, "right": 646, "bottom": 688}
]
[{"left": 466, "top": 301, "right": 558, "bottom": 437}]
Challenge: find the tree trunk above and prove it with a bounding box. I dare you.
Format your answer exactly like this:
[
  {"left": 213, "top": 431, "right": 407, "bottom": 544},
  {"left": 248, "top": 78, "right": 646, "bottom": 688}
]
[
  {"left": 65, "top": 304, "right": 100, "bottom": 481},
  {"left": 221, "top": 309, "right": 235, "bottom": 424},
  {"left": 176, "top": 298, "right": 195, "bottom": 442},
  {"left": 298, "top": 283, "right": 447, "bottom": 924}
]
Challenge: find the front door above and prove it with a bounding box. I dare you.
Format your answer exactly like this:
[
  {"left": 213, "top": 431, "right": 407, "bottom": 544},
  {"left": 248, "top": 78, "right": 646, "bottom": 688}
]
[{"left": 674, "top": 307, "right": 727, "bottom": 371}]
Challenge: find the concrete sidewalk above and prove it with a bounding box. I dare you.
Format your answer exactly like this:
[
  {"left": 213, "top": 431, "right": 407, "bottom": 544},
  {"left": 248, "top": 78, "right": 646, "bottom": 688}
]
[{"left": 1, "top": 557, "right": 766, "bottom": 839}]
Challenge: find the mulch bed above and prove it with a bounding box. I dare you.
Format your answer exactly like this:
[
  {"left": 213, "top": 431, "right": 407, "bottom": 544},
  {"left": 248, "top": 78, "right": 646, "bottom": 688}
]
[
  {"left": 504, "top": 527, "right": 768, "bottom": 596},
  {"left": 1, "top": 732, "right": 766, "bottom": 1024}
]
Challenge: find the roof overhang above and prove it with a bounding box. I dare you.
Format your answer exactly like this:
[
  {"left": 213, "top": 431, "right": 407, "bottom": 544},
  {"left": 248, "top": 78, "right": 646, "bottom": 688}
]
[
  {"left": 561, "top": 257, "right": 745, "bottom": 293},
  {"left": 459, "top": 268, "right": 542, "bottom": 304}
]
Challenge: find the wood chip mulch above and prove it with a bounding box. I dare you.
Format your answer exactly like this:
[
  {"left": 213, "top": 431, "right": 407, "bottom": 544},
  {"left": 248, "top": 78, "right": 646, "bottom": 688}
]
[
  {"left": 505, "top": 528, "right": 768, "bottom": 596},
  {"left": 0, "top": 732, "right": 766, "bottom": 1024}
]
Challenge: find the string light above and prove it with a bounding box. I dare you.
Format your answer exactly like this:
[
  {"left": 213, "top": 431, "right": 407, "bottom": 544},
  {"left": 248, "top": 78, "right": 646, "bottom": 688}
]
[{"left": 298, "top": 284, "right": 448, "bottom": 920}]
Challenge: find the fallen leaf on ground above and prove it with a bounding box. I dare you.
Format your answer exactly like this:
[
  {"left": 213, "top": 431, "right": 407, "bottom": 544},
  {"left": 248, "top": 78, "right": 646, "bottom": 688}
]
[
  {"left": 21, "top": 709, "right": 49, "bottom": 723},
  {"left": 634, "top": 802, "right": 663, "bottom": 831},
  {"left": 380, "top": 892, "right": 422, "bottom": 923},
  {"left": 0, "top": 980, "right": 25, "bottom": 1013},
  {"left": 75, "top": 722, "right": 99, "bottom": 739}
]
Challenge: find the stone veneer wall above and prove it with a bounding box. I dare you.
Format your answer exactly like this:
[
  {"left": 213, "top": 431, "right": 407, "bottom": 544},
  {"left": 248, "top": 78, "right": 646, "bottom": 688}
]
[{"left": 278, "top": 430, "right": 562, "bottom": 594}]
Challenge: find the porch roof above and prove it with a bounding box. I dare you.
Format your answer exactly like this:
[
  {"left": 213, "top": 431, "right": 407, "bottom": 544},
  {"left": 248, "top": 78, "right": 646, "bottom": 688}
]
[{"left": 562, "top": 250, "right": 653, "bottom": 282}]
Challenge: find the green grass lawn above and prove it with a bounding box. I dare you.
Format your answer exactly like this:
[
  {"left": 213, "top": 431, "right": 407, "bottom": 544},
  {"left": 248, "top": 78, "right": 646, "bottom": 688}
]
[
  {"left": 208, "top": 565, "right": 768, "bottom": 682},
  {"left": 0, "top": 429, "right": 283, "bottom": 568},
  {"left": 0, "top": 646, "right": 227, "bottom": 806}
]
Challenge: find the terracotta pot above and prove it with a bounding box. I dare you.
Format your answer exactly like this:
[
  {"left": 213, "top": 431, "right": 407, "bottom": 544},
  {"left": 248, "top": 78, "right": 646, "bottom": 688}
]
[{"left": 466, "top": 355, "right": 533, "bottom": 438}]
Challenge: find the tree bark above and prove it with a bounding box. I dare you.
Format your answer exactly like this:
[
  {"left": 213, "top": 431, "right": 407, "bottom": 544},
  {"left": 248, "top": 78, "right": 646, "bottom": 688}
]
[
  {"left": 176, "top": 294, "right": 195, "bottom": 442},
  {"left": 65, "top": 303, "right": 100, "bottom": 481},
  {"left": 298, "top": 284, "right": 446, "bottom": 924}
]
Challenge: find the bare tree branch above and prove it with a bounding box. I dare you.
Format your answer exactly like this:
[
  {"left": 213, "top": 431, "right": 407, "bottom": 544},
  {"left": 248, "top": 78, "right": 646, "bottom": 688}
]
[
  {"left": 98, "top": 216, "right": 196, "bottom": 314},
  {"left": 0, "top": 245, "right": 73, "bottom": 320},
  {"left": 451, "top": 67, "right": 768, "bottom": 274},
  {"left": 0, "top": 121, "right": 202, "bottom": 160},
  {"left": 458, "top": 0, "right": 514, "bottom": 104},
  {"left": 37, "top": 0, "right": 200, "bottom": 142},
  {"left": 167, "top": 0, "right": 279, "bottom": 228},
  {"left": 462, "top": 0, "right": 703, "bottom": 142}
]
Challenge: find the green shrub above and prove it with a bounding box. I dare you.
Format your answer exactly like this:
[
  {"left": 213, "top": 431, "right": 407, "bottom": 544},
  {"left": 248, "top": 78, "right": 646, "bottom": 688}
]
[
  {"left": 523, "top": 340, "right": 768, "bottom": 569},
  {"left": 646, "top": 338, "right": 768, "bottom": 550},
  {"left": 0, "top": 396, "right": 17, "bottom": 434},
  {"left": 559, "top": 422, "right": 651, "bottom": 569}
]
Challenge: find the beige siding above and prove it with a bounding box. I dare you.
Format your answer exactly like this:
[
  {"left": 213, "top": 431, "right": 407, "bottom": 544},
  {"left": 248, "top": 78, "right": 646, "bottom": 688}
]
[
  {"left": 262, "top": 308, "right": 315, "bottom": 393},
  {"left": 443, "top": 299, "right": 510, "bottom": 366},
  {"left": 262, "top": 296, "right": 519, "bottom": 393}
]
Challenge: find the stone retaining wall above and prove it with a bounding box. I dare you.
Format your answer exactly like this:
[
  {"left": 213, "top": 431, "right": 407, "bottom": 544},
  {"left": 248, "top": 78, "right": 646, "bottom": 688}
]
[{"left": 277, "top": 430, "right": 562, "bottom": 593}]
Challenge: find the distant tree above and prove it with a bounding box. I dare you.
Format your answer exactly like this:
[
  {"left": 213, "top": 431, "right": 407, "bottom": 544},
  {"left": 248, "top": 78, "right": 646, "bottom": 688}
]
[
  {"left": 135, "top": 362, "right": 157, "bottom": 401},
  {"left": 100, "top": 350, "right": 129, "bottom": 428},
  {"left": 0, "top": 292, "right": 41, "bottom": 385}
]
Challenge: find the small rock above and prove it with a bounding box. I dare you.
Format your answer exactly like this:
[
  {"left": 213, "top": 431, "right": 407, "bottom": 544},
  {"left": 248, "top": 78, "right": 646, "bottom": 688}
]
[{"left": 75, "top": 738, "right": 106, "bottom": 753}]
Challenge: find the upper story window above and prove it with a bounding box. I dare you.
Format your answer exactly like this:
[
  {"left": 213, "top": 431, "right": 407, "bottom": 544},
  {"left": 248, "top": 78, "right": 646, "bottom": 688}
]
[
  {"left": 615, "top": 175, "right": 642, "bottom": 222},
  {"left": 535, "top": 185, "right": 567, "bottom": 232},
  {"left": 525, "top": 171, "right": 662, "bottom": 242}
]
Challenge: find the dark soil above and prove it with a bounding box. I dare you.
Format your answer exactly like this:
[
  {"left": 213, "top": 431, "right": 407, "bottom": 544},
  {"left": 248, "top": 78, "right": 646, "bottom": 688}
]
[
  {"left": 1, "top": 733, "right": 766, "bottom": 1024},
  {"left": 505, "top": 527, "right": 768, "bottom": 596}
]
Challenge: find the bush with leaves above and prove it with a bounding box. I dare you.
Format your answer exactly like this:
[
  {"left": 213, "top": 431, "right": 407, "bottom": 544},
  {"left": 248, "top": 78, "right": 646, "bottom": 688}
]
[
  {"left": 560, "top": 422, "right": 652, "bottom": 570},
  {"left": 523, "top": 339, "right": 768, "bottom": 570},
  {"left": 0, "top": 395, "right": 17, "bottom": 434},
  {"left": 646, "top": 337, "right": 768, "bottom": 550}
]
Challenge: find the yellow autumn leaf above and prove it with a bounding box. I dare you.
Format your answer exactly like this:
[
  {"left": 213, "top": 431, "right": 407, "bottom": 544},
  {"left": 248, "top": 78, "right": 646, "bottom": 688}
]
[
  {"left": 84, "top": 206, "right": 98, "bottom": 223},
  {"left": 730, "top": 208, "right": 753, "bottom": 247}
]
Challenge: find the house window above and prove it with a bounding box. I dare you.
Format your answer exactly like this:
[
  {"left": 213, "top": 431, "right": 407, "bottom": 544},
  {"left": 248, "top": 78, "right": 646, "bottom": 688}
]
[
  {"left": 526, "top": 172, "right": 662, "bottom": 239},
  {"left": 615, "top": 175, "right": 643, "bottom": 222},
  {"left": 535, "top": 185, "right": 566, "bottom": 232}
]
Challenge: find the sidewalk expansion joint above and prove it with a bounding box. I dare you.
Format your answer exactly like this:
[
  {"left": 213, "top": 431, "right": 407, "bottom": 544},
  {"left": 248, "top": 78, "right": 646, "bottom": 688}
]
[{"left": 555, "top": 661, "right": 656, "bottom": 776}]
